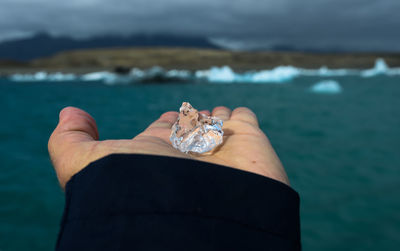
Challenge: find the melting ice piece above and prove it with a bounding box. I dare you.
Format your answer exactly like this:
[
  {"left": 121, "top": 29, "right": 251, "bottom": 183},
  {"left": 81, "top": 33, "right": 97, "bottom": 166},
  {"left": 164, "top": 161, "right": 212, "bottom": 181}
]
[
  {"left": 310, "top": 80, "right": 342, "bottom": 94},
  {"left": 170, "top": 102, "right": 223, "bottom": 154}
]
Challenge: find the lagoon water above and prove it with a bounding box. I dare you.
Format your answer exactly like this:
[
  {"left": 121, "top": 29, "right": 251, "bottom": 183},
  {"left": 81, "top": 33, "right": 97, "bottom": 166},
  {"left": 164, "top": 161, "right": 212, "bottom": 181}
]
[{"left": 0, "top": 76, "right": 399, "bottom": 250}]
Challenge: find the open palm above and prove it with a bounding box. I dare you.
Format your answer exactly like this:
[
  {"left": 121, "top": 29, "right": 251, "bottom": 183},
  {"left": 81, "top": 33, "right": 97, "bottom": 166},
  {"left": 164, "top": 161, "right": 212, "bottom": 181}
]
[{"left": 49, "top": 106, "right": 289, "bottom": 188}]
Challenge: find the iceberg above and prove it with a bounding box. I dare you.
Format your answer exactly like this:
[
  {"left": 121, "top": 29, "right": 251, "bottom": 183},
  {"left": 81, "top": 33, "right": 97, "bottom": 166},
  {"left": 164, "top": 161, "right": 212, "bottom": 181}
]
[
  {"left": 129, "top": 68, "right": 145, "bottom": 79},
  {"left": 165, "top": 69, "right": 191, "bottom": 79},
  {"left": 9, "top": 72, "right": 77, "bottom": 82},
  {"left": 249, "top": 66, "right": 300, "bottom": 83},
  {"left": 196, "top": 66, "right": 236, "bottom": 83},
  {"left": 195, "top": 65, "right": 299, "bottom": 83},
  {"left": 359, "top": 58, "right": 400, "bottom": 77},
  {"left": 81, "top": 71, "right": 116, "bottom": 81},
  {"left": 10, "top": 72, "right": 47, "bottom": 82},
  {"left": 80, "top": 67, "right": 192, "bottom": 84},
  {"left": 47, "top": 73, "right": 76, "bottom": 81},
  {"left": 81, "top": 71, "right": 133, "bottom": 85},
  {"left": 140, "top": 66, "right": 191, "bottom": 82},
  {"left": 310, "top": 80, "right": 342, "bottom": 94},
  {"left": 301, "top": 67, "right": 356, "bottom": 77},
  {"left": 361, "top": 58, "right": 389, "bottom": 77},
  {"left": 386, "top": 68, "right": 400, "bottom": 76}
]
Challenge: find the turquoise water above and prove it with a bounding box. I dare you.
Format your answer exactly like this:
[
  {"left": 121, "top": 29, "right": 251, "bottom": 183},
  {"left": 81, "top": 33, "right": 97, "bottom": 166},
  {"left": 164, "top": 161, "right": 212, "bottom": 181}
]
[{"left": 0, "top": 77, "right": 399, "bottom": 250}]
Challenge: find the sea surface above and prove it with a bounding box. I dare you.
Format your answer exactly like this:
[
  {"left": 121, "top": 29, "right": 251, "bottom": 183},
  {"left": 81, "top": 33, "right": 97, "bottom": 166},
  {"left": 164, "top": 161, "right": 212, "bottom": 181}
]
[{"left": 0, "top": 76, "right": 399, "bottom": 250}]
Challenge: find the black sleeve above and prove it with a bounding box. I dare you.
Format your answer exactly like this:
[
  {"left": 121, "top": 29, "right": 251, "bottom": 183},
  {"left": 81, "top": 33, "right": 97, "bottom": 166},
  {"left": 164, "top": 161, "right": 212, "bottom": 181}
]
[{"left": 56, "top": 154, "right": 301, "bottom": 251}]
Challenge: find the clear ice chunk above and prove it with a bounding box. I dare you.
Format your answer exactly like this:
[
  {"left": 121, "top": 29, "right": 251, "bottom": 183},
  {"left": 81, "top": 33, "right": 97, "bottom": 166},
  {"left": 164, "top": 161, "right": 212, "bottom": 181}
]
[{"left": 170, "top": 102, "right": 223, "bottom": 154}]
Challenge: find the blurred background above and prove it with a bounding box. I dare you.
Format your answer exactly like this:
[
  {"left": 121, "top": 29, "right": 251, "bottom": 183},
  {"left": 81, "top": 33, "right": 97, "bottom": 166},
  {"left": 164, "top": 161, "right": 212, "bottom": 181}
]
[{"left": 0, "top": 0, "right": 399, "bottom": 250}]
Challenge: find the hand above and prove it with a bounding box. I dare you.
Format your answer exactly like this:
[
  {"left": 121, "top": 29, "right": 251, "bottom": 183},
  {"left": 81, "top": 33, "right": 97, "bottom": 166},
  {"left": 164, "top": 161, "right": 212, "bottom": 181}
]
[{"left": 48, "top": 106, "right": 289, "bottom": 188}]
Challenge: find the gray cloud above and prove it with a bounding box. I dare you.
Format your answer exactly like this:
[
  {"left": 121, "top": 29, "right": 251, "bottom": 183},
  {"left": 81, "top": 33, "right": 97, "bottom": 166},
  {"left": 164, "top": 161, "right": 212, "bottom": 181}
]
[{"left": 0, "top": 0, "right": 399, "bottom": 51}]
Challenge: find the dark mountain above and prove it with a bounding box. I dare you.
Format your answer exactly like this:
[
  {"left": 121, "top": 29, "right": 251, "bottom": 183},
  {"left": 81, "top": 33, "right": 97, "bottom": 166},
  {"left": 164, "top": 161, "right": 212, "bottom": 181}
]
[{"left": 0, "top": 33, "right": 220, "bottom": 61}]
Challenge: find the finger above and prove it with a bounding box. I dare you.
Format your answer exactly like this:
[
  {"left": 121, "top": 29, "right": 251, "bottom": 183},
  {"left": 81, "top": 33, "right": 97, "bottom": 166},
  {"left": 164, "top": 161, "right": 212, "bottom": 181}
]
[
  {"left": 48, "top": 107, "right": 99, "bottom": 155},
  {"left": 230, "top": 107, "right": 259, "bottom": 126},
  {"left": 199, "top": 110, "right": 211, "bottom": 116},
  {"left": 211, "top": 106, "right": 231, "bottom": 121},
  {"left": 58, "top": 106, "right": 99, "bottom": 140},
  {"left": 145, "top": 111, "right": 178, "bottom": 131}
]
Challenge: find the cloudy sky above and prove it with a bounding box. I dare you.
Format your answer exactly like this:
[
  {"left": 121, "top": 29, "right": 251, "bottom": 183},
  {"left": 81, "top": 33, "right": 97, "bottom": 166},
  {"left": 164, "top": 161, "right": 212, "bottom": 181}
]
[{"left": 0, "top": 0, "right": 399, "bottom": 51}]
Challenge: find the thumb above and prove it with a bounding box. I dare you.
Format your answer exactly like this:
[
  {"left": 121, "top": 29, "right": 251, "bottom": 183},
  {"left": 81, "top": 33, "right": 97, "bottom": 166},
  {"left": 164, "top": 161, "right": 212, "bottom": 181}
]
[
  {"left": 55, "top": 106, "right": 99, "bottom": 141},
  {"left": 48, "top": 106, "right": 99, "bottom": 187}
]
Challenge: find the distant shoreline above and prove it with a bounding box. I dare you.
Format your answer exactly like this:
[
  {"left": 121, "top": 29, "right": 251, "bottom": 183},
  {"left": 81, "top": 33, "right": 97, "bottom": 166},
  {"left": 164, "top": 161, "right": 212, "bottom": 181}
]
[{"left": 1, "top": 47, "right": 400, "bottom": 75}]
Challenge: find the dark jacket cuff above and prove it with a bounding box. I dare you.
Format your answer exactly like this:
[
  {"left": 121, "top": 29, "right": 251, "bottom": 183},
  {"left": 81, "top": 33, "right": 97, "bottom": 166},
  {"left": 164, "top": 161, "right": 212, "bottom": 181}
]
[{"left": 58, "top": 154, "right": 300, "bottom": 249}]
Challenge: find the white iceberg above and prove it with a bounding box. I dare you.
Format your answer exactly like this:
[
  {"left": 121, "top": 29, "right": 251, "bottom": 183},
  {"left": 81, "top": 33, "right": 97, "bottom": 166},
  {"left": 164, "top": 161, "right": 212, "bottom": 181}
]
[
  {"left": 310, "top": 80, "right": 342, "bottom": 94},
  {"left": 47, "top": 72, "right": 77, "bottom": 81},
  {"left": 129, "top": 68, "right": 145, "bottom": 78},
  {"left": 80, "top": 71, "right": 132, "bottom": 85},
  {"left": 10, "top": 72, "right": 47, "bottom": 82},
  {"left": 165, "top": 69, "right": 191, "bottom": 79},
  {"left": 301, "top": 67, "right": 356, "bottom": 77},
  {"left": 358, "top": 58, "right": 400, "bottom": 77},
  {"left": 249, "top": 66, "right": 300, "bottom": 83},
  {"left": 195, "top": 65, "right": 299, "bottom": 83},
  {"left": 199, "top": 66, "right": 236, "bottom": 83},
  {"left": 9, "top": 72, "right": 77, "bottom": 82},
  {"left": 361, "top": 58, "right": 389, "bottom": 77},
  {"left": 81, "top": 71, "right": 116, "bottom": 81},
  {"left": 386, "top": 68, "right": 400, "bottom": 76}
]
